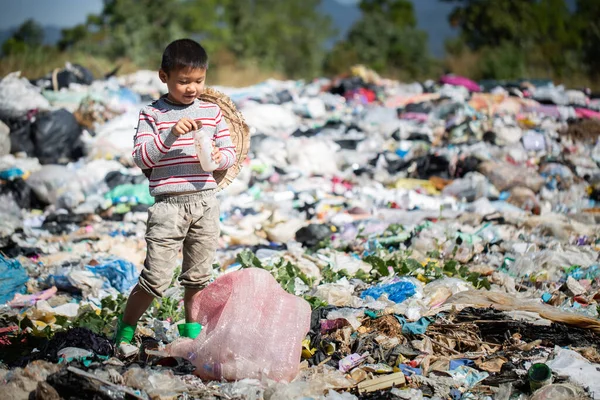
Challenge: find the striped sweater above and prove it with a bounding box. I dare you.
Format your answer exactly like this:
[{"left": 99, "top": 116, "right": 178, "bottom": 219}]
[{"left": 132, "top": 96, "right": 236, "bottom": 196}]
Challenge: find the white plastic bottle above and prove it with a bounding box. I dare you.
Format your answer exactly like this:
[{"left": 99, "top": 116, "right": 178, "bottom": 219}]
[{"left": 194, "top": 128, "right": 219, "bottom": 172}]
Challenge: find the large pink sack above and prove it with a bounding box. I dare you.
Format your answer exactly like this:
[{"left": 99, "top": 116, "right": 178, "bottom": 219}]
[{"left": 168, "top": 268, "right": 311, "bottom": 382}]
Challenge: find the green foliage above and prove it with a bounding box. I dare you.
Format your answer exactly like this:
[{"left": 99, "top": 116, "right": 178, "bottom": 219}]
[
  {"left": 152, "top": 296, "right": 184, "bottom": 322},
  {"left": 73, "top": 294, "right": 127, "bottom": 335},
  {"left": 236, "top": 250, "right": 314, "bottom": 294},
  {"left": 443, "top": 0, "right": 594, "bottom": 81},
  {"left": 326, "top": 0, "right": 432, "bottom": 79},
  {"left": 479, "top": 42, "right": 527, "bottom": 80},
  {"left": 220, "top": 0, "right": 335, "bottom": 78},
  {"left": 575, "top": 0, "right": 600, "bottom": 78},
  {"left": 47, "top": 0, "right": 334, "bottom": 78},
  {"left": 2, "top": 19, "right": 44, "bottom": 56}
]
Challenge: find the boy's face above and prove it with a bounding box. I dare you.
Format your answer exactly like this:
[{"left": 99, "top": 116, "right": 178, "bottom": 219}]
[{"left": 159, "top": 67, "right": 206, "bottom": 105}]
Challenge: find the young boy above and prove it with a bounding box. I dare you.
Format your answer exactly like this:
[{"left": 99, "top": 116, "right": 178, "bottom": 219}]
[{"left": 115, "top": 39, "right": 236, "bottom": 345}]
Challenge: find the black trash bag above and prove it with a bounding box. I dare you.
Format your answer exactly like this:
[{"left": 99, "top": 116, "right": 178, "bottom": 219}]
[
  {"left": 0, "top": 177, "right": 47, "bottom": 209},
  {"left": 37, "top": 327, "right": 113, "bottom": 363},
  {"left": 104, "top": 171, "right": 147, "bottom": 190},
  {"left": 31, "top": 63, "right": 95, "bottom": 90},
  {"left": 454, "top": 155, "right": 482, "bottom": 178},
  {"left": 295, "top": 224, "right": 333, "bottom": 248},
  {"left": 2, "top": 116, "right": 35, "bottom": 156},
  {"left": 32, "top": 109, "right": 84, "bottom": 164},
  {"left": 411, "top": 154, "right": 451, "bottom": 179},
  {"left": 56, "top": 64, "right": 94, "bottom": 88}
]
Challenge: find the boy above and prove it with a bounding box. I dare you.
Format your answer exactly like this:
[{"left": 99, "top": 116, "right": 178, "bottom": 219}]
[{"left": 115, "top": 39, "right": 236, "bottom": 346}]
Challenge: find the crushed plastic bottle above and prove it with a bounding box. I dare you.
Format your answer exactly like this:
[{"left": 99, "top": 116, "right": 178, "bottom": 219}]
[{"left": 194, "top": 127, "right": 219, "bottom": 172}]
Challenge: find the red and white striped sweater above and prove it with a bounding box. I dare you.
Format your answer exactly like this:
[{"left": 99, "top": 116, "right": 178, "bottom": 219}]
[{"left": 132, "top": 96, "right": 236, "bottom": 196}]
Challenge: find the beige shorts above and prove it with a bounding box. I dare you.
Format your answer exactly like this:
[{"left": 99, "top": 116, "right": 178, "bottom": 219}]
[{"left": 138, "top": 190, "right": 220, "bottom": 298}]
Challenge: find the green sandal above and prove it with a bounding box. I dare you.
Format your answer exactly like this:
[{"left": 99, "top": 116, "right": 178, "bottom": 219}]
[
  {"left": 178, "top": 322, "right": 202, "bottom": 339},
  {"left": 114, "top": 316, "right": 136, "bottom": 345}
]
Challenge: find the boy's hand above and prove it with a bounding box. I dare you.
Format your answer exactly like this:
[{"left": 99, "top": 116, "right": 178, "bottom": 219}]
[
  {"left": 212, "top": 146, "right": 223, "bottom": 164},
  {"left": 172, "top": 118, "right": 199, "bottom": 137}
]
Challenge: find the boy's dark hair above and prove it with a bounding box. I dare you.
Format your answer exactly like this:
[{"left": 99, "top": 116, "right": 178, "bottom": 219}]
[{"left": 161, "top": 39, "right": 208, "bottom": 74}]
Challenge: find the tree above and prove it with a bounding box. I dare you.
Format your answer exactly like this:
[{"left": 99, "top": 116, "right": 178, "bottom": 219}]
[
  {"left": 443, "top": 0, "right": 538, "bottom": 49},
  {"left": 442, "top": 0, "right": 584, "bottom": 79},
  {"left": 219, "top": 0, "right": 335, "bottom": 78},
  {"left": 575, "top": 0, "right": 600, "bottom": 79},
  {"left": 2, "top": 19, "right": 44, "bottom": 55},
  {"left": 55, "top": 0, "right": 333, "bottom": 78},
  {"left": 325, "top": 0, "right": 431, "bottom": 79}
]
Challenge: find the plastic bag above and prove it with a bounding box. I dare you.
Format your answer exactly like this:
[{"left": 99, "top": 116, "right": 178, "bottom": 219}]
[
  {"left": 479, "top": 161, "right": 545, "bottom": 192},
  {"left": 168, "top": 268, "right": 311, "bottom": 382},
  {"left": 0, "top": 255, "right": 29, "bottom": 304},
  {"left": 547, "top": 347, "right": 600, "bottom": 399},
  {"left": 360, "top": 279, "right": 417, "bottom": 304},
  {"left": 26, "top": 165, "right": 84, "bottom": 210},
  {"left": 0, "top": 72, "right": 50, "bottom": 119},
  {"left": 442, "top": 172, "right": 497, "bottom": 202},
  {"left": 0, "top": 119, "right": 9, "bottom": 156},
  {"left": 86, "top": 258, "right": 139, "bottom": 293}
]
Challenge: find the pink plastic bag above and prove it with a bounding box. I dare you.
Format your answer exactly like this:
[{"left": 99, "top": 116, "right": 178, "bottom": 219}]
[
  {"left": 440, "top": 75, "right": 481, "bottom": 92},
  {"left": 168, "top": 268, "right": 311, "bottom": 382}
]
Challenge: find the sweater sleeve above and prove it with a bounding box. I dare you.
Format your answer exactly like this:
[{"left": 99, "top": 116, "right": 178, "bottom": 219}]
[
  {"left": 213, "top": 106, "right": 237, "bottom": 170},
  {"left": 132, "top": 107, "right": 179, "bottom": 170}
]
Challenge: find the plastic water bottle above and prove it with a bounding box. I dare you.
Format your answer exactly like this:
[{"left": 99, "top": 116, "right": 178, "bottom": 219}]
[{"left": 194, "top": 128, "right": 219, "bottom": 172}]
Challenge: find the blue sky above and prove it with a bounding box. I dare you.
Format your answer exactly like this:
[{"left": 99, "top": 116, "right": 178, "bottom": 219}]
[{"left": 0, "top": 0, "right": 457, "bottom": 57}]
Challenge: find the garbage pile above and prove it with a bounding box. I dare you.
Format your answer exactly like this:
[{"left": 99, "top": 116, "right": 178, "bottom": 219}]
[{"left": 1, "top": 64, "right": 600, "bottom": 399}]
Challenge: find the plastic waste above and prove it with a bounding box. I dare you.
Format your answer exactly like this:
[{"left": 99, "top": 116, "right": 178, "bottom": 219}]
[
  {"left": 394, "top": 316, "right": 432, "bottom": 335},
  {"left": 0, "top": 194, "right": 23, "bottom": 238},
  {"left": 0, "top": 255, "right": 29, "bottom": 304},
  {"left": 85, "top": 258, "right": 138, "bottom": 293},
  {"left": 168, "top": 268, "right": 311, "bottom": 382},
  {"left": 31, "top": 109, "right": 84, "bottom": 165},
  {"left": 123, "top": 366, "right": 188, "bottom": 399},
  {"left": 547, "top": 346, "right": 600, "bottom": 399},
  {"left": 530, "top": 383, "right": 586, "bottom": 400},
  {"left": 194, "top": 128, "right": 219, "bottom": 172},
  {"left": 390, "top": 388, "right": 424, "bottom": 400},
  {"left": 522, "top": 131, "right": 546, "bottom": 152},
  {"left": 442, "top": 172, "right": 497, "bottom": 202},
  {"left": 0, "top": 72, "right": 51, "bottom": 119},
  {"left": 447, "top": 365, "right": 489, "bottom": 389},
  {"left": 57, "top": 347, "right": 93, "bottom": 363},
  {"left": 479, "top": 161, "right": 545, "bottom": 192},
  {"left": 9, "top": 286, "right": 57, "bottom": 308},
  {"left": 26, "top": 165, "right": 85, "bottom": 210},
  {"left": 104, "top": 183, "right": 154, "bottom": 206},
  {"left": 339, "top": 353, "right": 369, "bottom": 373},
  {"left": 0, "top": 119, "right": 9, "bottom": 156},
  {"left": 327, "top": 309, "right": 365, "bottom": 330},
  {"left": 360, "top": 279, "right": 416, "bottom": 303},
  {"left": 313, "top": 279, "right": 356, "bottom": 307}
]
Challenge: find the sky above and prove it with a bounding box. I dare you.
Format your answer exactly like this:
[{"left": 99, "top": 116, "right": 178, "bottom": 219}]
[{"left": 0, "top": 0, "right": 457, "bottom": 57}]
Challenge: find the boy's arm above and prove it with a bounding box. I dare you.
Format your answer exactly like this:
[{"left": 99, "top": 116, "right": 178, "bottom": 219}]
[
  {"left": 213, "top": 107, "right": 236, "bottom": 170},
  {"left": 132, "top": 108, "right": 178, "bottom": 170}
]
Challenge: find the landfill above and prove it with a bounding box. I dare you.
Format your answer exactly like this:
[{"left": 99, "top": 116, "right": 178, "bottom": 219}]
[{"left": 1, "top": 64, "right": 600, "bottom": 399}]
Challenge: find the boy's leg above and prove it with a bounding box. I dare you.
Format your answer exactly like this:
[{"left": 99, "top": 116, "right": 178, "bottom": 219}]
[
  {"left": 179, "top": 194, "right": 220, "bottom": 338},
  {"left": 117, "top": 200, "right": 187, "bottom": 343},
  {"left": 184, "top": 287, "right": 201, "bottom": 322},
  {"left": 122, "top": 284, "right": 155, "bottom": 326}
]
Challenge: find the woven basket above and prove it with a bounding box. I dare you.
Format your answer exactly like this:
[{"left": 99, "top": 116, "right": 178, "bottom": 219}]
[{"left": 198, "top": 87, "right": 251, "bottom": 190}]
